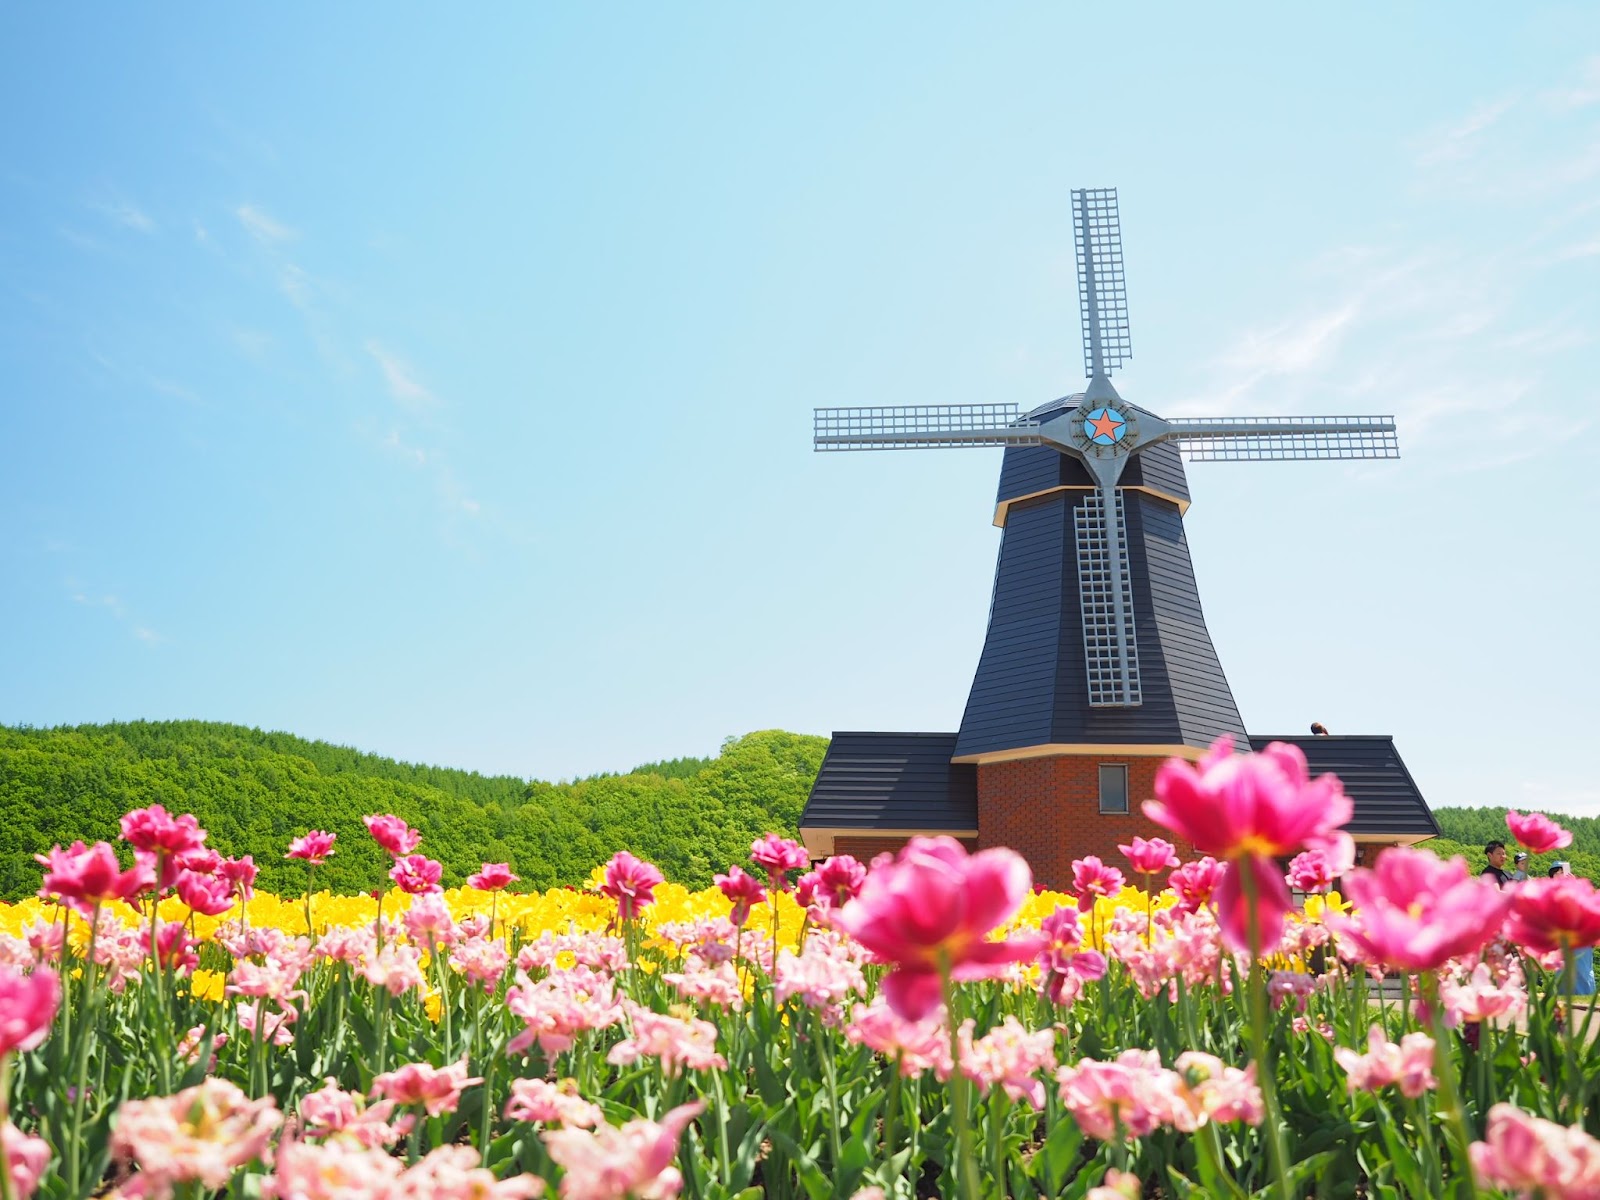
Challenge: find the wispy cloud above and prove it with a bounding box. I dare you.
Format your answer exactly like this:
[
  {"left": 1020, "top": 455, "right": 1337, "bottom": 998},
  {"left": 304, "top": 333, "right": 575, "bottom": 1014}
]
[
  {"left": 381, "top": 428, "right": 428, "bottom": 466},
  {"left": 365, "top": 341, "right": 436, "bottom": 409},
  {"left": 1541, "top": 55, "right": 1600, "bottom": 112},
  {"left": 70, "top": 588, "right": 162, "bottom": 645},
  {"left": 96, "top": 201, "right": 155, "bottom": 234},
  {"left": 1415, "top": 98, "right": 1516, "bottom": 166},
  {"left": 236, "top": 204, "right": 297, "bottom": 244}
]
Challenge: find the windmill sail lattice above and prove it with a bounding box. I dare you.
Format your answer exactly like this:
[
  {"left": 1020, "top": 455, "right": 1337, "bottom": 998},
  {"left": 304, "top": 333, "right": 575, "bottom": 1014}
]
[{"left": 813, "top": 187, "right": 1400, "bottom": 727}]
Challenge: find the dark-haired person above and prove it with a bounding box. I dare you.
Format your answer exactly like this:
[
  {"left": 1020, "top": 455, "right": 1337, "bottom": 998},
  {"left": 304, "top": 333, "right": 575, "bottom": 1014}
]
[
  {"left": 1482, "top": 841, "right": 1511, "bottom": 887},
  {"left": 1309, "top": 722, "right": 1330, "bottom": 735}
]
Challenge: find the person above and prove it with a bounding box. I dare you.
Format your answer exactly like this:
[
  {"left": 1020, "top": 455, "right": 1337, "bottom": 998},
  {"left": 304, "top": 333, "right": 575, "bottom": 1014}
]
[
  {"left": 1310, "top": 722, "right": 1330, "bottom": 735},
  {"left": 1550, "top": 863, "right": 1596, "bottom": 995},
  {"left": 1482, "top": 841, "right": 1511, "bottom": 887},
  {"left": 1511, "top": 852, "right": 1529, "bottom": 882}
]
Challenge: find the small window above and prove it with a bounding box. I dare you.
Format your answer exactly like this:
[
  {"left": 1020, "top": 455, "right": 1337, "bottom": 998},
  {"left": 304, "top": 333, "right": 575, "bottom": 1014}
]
[{"left": 1099, "top": 763, "right": 1129, "bottom": 814}]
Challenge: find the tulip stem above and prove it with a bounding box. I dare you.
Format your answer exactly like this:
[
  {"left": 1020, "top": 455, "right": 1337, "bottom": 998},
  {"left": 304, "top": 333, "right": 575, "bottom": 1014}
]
[
  {"left": 1422, "top": 973, "right": 1479, "bottom": 1195},
  {"left": 1238, "top": 866, "right": 1292, "bottom": 1200},
  {"left": 1562, "top": 945, "right": 1580, "bottom": 1120},
  {"left": 938, "top": 955, "right": 981, "bottom": 1200}
]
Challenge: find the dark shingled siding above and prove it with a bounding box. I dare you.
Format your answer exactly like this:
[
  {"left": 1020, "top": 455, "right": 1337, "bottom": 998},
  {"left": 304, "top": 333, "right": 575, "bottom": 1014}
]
[
  {"left": 955, "top": 485, "right": 1246, "bottom": 758},
  {"left": 1250, "top": 735, "right": 1439, "bottom": 838},
  {"left": 799, "top": 732, "right": 978, "bottom": 830}
]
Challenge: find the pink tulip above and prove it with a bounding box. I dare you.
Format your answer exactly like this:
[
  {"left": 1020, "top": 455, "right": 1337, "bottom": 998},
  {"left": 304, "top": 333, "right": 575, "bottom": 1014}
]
[
  {"left": 363, "top": 814, "right": 421, "bottom": 858},
  {"left": 1072, "top": 856, "right": 1124, "bottom": 912},
  {"left": 145, "top": 923, "right": 200, "bottom": 972},
  {"left": 2, "top": 1120, "right": 51, "bottom": 1200},
  {"left": 833, "top": 837, "right": 1047, "bottom": 1020},
  {"left": 1285, "top": 842, "right": 1353, "bottom": 895},
  {"left": 1506, "top": 810, "right": 1573, "bottom": 855},
  {"left": 542, "top": 1101, "right": 703, "bottom": 1200},
  {"left": 751, "top": 834, "right": 809, "bottom": 890},
  {"left": 112, "top": 1079, "right": 282, "bottom": 1189},
  {"left": 286, "top": 831, "right": 337, "bottom": 865},
  {"left": 1144, "top": 737, "right": 1353, "bottom": 954},
  {"left": 1333, "top": 1025, "right": 1438, "bottom": 1098},
  {"left": 120, "top": 804, "right": 208, "bottom": 857},
  {"left": 35, "top": 840, "right": 150, "bottom": 915},
  {"left": 372, "top": 1058, "right": 483, "bottom": 1117},
  {"left": 815, "top": 855, "right": 867, "bottom": 906},
  {"left": 0, "top": 965, "right": 60, "bottom": 1057},
  {"left": 389, "top": 854, "right": 444, "bottom": 896},
  {"left": 1167, "top": 857, "right": 1225, "bottom": 913},
  {"left": 599, "top": 851, "right": 665, "bottom": 921},
  {"left": 467, "top": 862, "right": 519, "bottom": 891},
  {"left": 1330, "top": 847, "right": 1511, "bottom": 972},
  {"left": 1119, "top": 837, "right": 1180, "bottom": 876},
  {"left": 218, "top": 855, "right": 258, "bottom": 900},
  {"left": 713, "top": 866, "right": 767, "bottom": 927},
  {"left": 175, "top": 870, "right": 234, "bottom": 917},
  {"left": 504, "top": 1078, "right": 605, "bottom": 1128},
  {"left": 1505, "top": 875, "right": 1600, "bottom": 955},
  {"left": 1470, "top": 1103, "right": 1600, "bottom": 1198}
]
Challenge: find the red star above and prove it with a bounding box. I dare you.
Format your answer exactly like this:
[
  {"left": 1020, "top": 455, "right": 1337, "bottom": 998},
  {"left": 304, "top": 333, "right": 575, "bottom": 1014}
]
[{"left": 1089, "top": 410, "right": 1124, "bottom": 441}]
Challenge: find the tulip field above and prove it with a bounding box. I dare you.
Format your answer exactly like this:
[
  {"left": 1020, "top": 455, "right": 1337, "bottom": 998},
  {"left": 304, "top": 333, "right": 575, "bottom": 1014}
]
[{"left": 4, "top": 740, "right": 1600, "bottom": 1198}]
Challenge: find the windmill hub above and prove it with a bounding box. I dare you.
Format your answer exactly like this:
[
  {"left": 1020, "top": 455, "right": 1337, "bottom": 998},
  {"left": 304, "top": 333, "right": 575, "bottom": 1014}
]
[{"left": 1072, "top": 402, "right": 1138, "bottom": 457}]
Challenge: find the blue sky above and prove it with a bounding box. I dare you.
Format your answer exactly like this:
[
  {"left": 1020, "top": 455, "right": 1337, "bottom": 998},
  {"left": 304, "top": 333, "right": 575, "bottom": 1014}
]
[{"left": 2, "top": 7, "right": 1598, "bottom": 816}]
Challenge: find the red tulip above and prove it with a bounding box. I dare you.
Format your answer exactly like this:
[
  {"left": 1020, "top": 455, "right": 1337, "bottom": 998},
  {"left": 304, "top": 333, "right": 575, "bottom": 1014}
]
[
  {"left": 1504, "top": 876, "right": 1600, "bottom": 955},
  {"left": 389, "top": 855, "right": 443, "bottom": 896},
  {"left": 119, "top": 804, "right": 207, "bottom": 857}
]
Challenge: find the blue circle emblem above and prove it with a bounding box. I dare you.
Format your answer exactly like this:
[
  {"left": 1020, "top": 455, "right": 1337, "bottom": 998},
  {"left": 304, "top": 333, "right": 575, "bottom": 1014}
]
[{"left": 1082, "top": 406, "right": 1128, "bottom": 446}]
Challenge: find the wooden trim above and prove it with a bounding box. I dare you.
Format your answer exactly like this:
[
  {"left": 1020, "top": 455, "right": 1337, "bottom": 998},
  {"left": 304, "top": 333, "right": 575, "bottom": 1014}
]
[
  {"left": 950, "top": 743, "right": 1210, "bottom": 765},
  {"left": 798, "top": 827, "right": 979, "bottom": 857},
  {"left": 992, "top": 483, "right": 1190, "bottom": 527}
]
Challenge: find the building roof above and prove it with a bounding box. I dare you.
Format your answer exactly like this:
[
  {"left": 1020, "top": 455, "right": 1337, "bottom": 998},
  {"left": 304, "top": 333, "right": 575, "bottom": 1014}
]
[
  {"left": 799, "top": 732, "right": 977, "bottom": 831},
  {"left": 1249, "top": 734, "right": 1439, "bottom": 840},
  {"left": 800, "top": 732, "right": 1438, "bottom": 842}
]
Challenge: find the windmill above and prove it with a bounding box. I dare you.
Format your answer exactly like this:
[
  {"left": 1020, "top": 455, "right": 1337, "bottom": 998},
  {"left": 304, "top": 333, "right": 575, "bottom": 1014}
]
[
  {"left": 798, "top": 188, "right": 1436, "bottom": 883},
  {"left": 814, "top": 188, "right": 1397, "bottom": 725}
]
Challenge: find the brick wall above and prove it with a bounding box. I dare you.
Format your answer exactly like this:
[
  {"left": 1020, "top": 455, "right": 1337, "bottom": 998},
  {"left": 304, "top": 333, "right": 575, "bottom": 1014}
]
[{"left": 976, "top": 755, "right": 1195, "bottom": 891}]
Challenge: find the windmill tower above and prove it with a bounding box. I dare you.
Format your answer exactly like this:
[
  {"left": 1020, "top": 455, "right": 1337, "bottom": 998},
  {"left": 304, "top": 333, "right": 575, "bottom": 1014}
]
[{"left": 800, "top": 189, "right": 1433, "bottom": 884}]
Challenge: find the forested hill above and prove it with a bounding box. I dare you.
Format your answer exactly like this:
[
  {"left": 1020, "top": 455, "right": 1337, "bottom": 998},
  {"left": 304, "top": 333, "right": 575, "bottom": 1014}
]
[
  {"left": 1428, "top": 807, "right": 1600, "bottom": 883},
  {"left": 3, "top": 721, "right": 1592, "bottom": 900},
  {"left": 0, "top": 721, "right": 827, "bottom": 900}
]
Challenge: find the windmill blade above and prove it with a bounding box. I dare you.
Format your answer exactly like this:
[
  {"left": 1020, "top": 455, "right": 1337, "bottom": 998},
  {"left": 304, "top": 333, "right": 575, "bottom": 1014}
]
[
  {"left": 1163, "top": 415, "right": 1399, "bottom": 462},
  {"left": 814, "top": 404, "right": 1043, "bottom": 451},
  {"left": 1073, "top": 188, "right": 1132, "bottom": 379}
]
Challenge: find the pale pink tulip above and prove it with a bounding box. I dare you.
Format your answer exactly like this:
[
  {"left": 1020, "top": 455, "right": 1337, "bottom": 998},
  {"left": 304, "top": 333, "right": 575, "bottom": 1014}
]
[
  {"left": 372, "top": 1058, "right": 483, "bottom": 1117},
  {"left": 833, "top": 837, "right": 1046, "bottom": 1020},
  {"left": 542, "top": 1101, "right": 702, "bottom": 1200},
  {"left": 299, "top": 1078, "right": 410, "bottom": 1148},
  {"left": 393, "top": 1145, "right": 545, "bottom": 1198},
  {"left": 607, "top": 1002, "right": 726, "bottom": 1076},
  {"left": 111, "top": 1079, "right": 282, "bottom": 1189},
  {"left": 505, "top": 1078, "right": 606, "bottom": 1128},
  {"left": 1470, "top": 1103, "right": 1600, "bottom": 1198},
  {"left": 1, "top": 1120, "right": 51, "bottom": 1200},
  {"left": 1333, "top": 1025, "right": 1438, "bottom": 1098},
  {"left": 1506, "top": 810, "right": 1573, "bottom": 855},
  {"left": 956, "top": 1016, "right": 1057, "bottom": 1110},
  {"left": 263, "top": 1139, "right": 405, "bottom": 1199}
]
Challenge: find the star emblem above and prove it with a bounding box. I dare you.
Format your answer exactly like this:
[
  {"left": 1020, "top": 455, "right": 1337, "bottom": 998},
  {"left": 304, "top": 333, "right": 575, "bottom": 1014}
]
[{"left": 1084, "top": 407, "right": 1126, "bottom": 445}]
